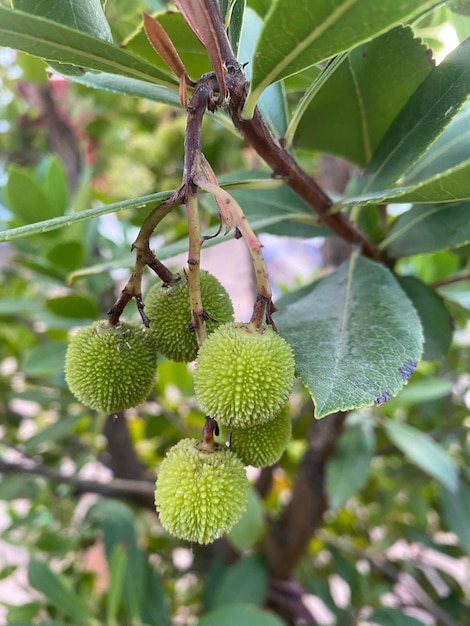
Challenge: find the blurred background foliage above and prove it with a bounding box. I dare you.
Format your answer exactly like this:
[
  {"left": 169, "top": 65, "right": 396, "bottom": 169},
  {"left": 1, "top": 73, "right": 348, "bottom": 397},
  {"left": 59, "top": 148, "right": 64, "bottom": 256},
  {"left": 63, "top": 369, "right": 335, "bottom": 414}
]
[{"left": 0, "top": 1, "right": 470, "bottom": 625}]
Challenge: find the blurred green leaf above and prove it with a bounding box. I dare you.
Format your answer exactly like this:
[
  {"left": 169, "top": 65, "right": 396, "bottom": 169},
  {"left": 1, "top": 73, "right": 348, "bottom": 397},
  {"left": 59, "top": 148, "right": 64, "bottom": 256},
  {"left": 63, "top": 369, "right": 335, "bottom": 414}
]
[
  {"left": 105, "top": 544, "right": 127, "bottom": 625},
  {"left": 212, "top": 555, "right": 268, "bottom": 608},
  {"left": 41, "top": 157, "right": 69, "bottom": 217},
  {"left": 439, "top": 479, "right": 470, "bottom": 553},
  {"left": 6, "top": 166, "right": 55, "bottom": 224},
  {"left": 398, "top": 276, "right": 453, "bottom": 360},
  {"left": 28, "top": 558, "right": 92, "bottom": 623},
  {"left": 46, "top": 295, "right": 98, "bottom": 319},
  {"left": 46, "top": 241, "right": 85, "bottom": 273},
  {"left": 326, "top": 423, "right": 374, "bottom": 510},
  {"left": 389, "top": 377, "right": 454, "bottom": 405},
  {"left": 276, "top": 255, "right": 423, "bottom": 418},
  {"left": 22, "top": 342, "right": 67, "bottom": 376},
  {"left": 24, "top": 414, "right": 84, "bottom": 454},
  {"left": 0, "top": 475, "right": 39, "bottom": 501},
  {"left": 368, "top": 608, "right": 427, "bottom": 626},
  {"left": 383, "top": 419, "right": 458, "bottom": 491},
  {"left": 198, "top": 603, "right": 287, "bottom": 626},
  {"left": 228, "top": 488, "right": 265, "bottom": 551}
]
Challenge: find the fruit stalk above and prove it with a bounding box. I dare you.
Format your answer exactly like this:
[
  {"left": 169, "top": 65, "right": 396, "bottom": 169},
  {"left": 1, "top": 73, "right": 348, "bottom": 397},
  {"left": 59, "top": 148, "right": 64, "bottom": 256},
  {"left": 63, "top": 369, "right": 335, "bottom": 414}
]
[{"left": 193, "top": 174, "right": 273, "bottom": 328}]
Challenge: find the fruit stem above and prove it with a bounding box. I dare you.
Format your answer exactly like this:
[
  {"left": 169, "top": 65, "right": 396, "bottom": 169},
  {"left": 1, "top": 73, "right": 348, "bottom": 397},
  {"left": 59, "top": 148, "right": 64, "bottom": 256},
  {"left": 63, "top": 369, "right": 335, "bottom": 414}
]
[
  {"left": 193, "top": 173, "right": 273, "bottom": 329},
  {"left": 185, "top": 188, "right": 208, "bottom": 347},
  {"left": 202, "top": 416, "right": 217, "bottom": 449},
  {"left": 108, "top": 192, "right": 183, "bottom": 325}
]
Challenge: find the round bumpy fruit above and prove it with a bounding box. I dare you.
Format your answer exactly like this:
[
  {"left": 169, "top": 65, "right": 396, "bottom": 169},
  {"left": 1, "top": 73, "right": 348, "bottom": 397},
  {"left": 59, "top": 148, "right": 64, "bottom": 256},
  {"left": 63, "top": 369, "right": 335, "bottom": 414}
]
[
  {"left": 145, "top": 270, "right": 234, "bottom": 362},
  {"left": 65, "top": 320, "right": 157, "bottom": 413},
  {"left": 194, "top": 322, "right": 295, "bottom": 428},
  {"left": 155, "top": 438, "right": 249, "bottom": 544},
  {"left": 220, "top": 410, "right": 292, "bottom": 468}
]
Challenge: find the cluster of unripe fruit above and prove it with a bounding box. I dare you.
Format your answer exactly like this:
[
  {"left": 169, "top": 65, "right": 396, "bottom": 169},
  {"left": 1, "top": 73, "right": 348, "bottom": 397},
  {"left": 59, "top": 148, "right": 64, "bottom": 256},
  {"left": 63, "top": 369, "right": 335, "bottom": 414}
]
[{"left": 65, "top": 270, "right": 295, "bottom": 544}]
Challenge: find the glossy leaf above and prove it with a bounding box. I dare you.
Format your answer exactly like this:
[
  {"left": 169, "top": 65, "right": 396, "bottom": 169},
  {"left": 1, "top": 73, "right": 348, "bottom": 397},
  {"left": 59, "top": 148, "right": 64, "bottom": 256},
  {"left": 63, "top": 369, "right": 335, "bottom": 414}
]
[
  {"left": 212, "top": 555, "right": 268, "bottom": 607},
  {"left": 383, "top": 419, "right": 458, "bottom": 492},
  {"left": 439, "top": 480, "right": 470, "bottom": 553},
  {"left": 28, "top": 558, "right": 91, "bottom": 622},
  {"left": 382, "top": 201, "right": 470, "bottom": 257},
  {"left": 276, "top": 254, "right": 423, "bottom": 418},
  {"left": 12, "top": 0, "right": 112, "bottom": 42},
  {"left": 293, "top": 27, "right": 432, "bottom": 166},
  {"left": 337, "top": 157, "right": 470, "bottom": 208},
  {"left": 358, "top": 38, "right": 470, "bottom": 192},
  {"left": 197, "top": 604, "right": 287, "bottom": 626},
  {"left": 398, "top": 276, "right": 453, "bottom": 360},
  {"left": 243, "top": 0, "right": 436, "bottom": 118},
  {"left": 388, "top": 377, "right": 453, "bottom": 405},
  {"left": 326, "top": 423, "right": 374, "bottom": 510},
  {"left": 0, "top": 190, "right": 172, "bottom": 242},
  {"left": 228, "top": 488, "right": 265, "bottom": 551},
  {"left": 69, "top": 71, "right": 180, "bottom": 106},
  {"left": 0, "top": 6, "right": 175, "bottom": 86},
  {"left": 238, "top": 7, "right": 288, "bottom": 137},
  {"left": 403, "top": 105, "right": 470, "bottom": 184}
]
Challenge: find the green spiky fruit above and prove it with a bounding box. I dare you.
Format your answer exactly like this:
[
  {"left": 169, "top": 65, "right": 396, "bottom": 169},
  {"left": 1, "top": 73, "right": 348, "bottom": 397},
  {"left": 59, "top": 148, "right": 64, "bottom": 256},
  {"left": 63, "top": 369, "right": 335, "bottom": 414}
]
[
  {"left": 194, "top": 322, "right": 295, "bottom": 428},
  {"left": 220, "top": 410, "right": 292, "bottom": 468},
  {"left": 65, "top": 320, "right": 157, "bottom": 413},
  {"left": 155, "top": 438, "right": 249, "bottom": 544},
  {"left": 145, "top": 270, "right": 234, "bottom": 362}
]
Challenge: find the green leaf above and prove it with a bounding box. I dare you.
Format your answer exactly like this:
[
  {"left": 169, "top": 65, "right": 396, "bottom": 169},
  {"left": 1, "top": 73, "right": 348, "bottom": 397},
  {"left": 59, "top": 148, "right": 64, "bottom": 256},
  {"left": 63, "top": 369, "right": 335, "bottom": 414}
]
[
  {"left": 46, "top": 241, "right": 85, "bottom": 273},
  {"left": 439, "top": 480, "right": 470, "bottom": 553},
  {"left": 197, "top": 604, "right": 287, "bottom": 626},
  {"left": 23, "top": 342, "right": 67, "bottom": 376},
  {"left": 212, "top": 556, "right": 268, "bottom": 608},
  {"left": 28, "top": 558, "right": 92, "bottom": 623},
  {"left": 398, "top": 276, "right": 453, "bottom": 360},
  {"left": 0, "top": 7, "right": 175, "bottom": 86},
  {"left": 243, "top": 0, "right": 436, "bottom": 118},
  {"left": 42, "top": 157, "right": 69, "bottom": 217},
  {"left": 382, "top": 201, "right": 470, "bottom": 257},
  {"left": 69, "top": 71, "right": 180, "bottom": 106},
  {"left": 12, "top": 0, "right": 112, "bottom": 42},
  {"left": 24, "top": 414, "right": 84, "bottom": 455},
  {"left": 46, "top": 294, "right": 99, "bottom": 319},
  {"left": 388, "top": 377, "right": 453, "bottom": 405},
  {"left": 105, "top": 544, "right": 127, "bottom": 625},
  {"left": 140, "top": 560, "right": 171, "bottom": 626},
  {"left": 326, "top": 422, "right": 374, "bottom": 510},
  {"left": 276, "top": 254, "right": 423, "bottom": 418},
  {"left": 337, "top": 158, "right": 470, "bottom": 208},
  {"left": 292, "top": 27, "right": 432, "bottom": 166},
  {"left": 227, "top": 0, "right": 246, "bottom": 57},
  {"left": 228, "top": 488, "right": 265, "bottom": 551},
  {"left": 358, "top": 38, "right": 470, "bottom": 192},
  {"left": 402, "top": 104, "right": 470, "bottom": 184},
  {"left": 383, "top": 419, "right": 458, "bottom": 492},
  {"left": 0, "top": 475, "right": 39, "bottom": 500},
  {"left": 238, "top": 7, "right": 288, "bottom": 137},
  {"left": 86, "top": 499, "right": 144, "bottom": 620},
  {"left": 6, "top": 165, "right": 56, "bottom": 224},
  {"left": 0, "top": 190, "right": 172, "bottom": 242},
  {"left": 368, "top": 608, "right": 428, "bottom": 626}
]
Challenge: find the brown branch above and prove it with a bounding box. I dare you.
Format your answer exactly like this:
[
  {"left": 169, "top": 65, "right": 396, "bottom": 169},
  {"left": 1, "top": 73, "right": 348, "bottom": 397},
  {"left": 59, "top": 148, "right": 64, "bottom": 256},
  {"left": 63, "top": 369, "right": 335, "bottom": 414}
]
[
  {"left": 264, "top": 412, "right": 347, "bottom": 580},
  {"left": 0, "top": 456, "right": 155, "bottom": 509}
]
